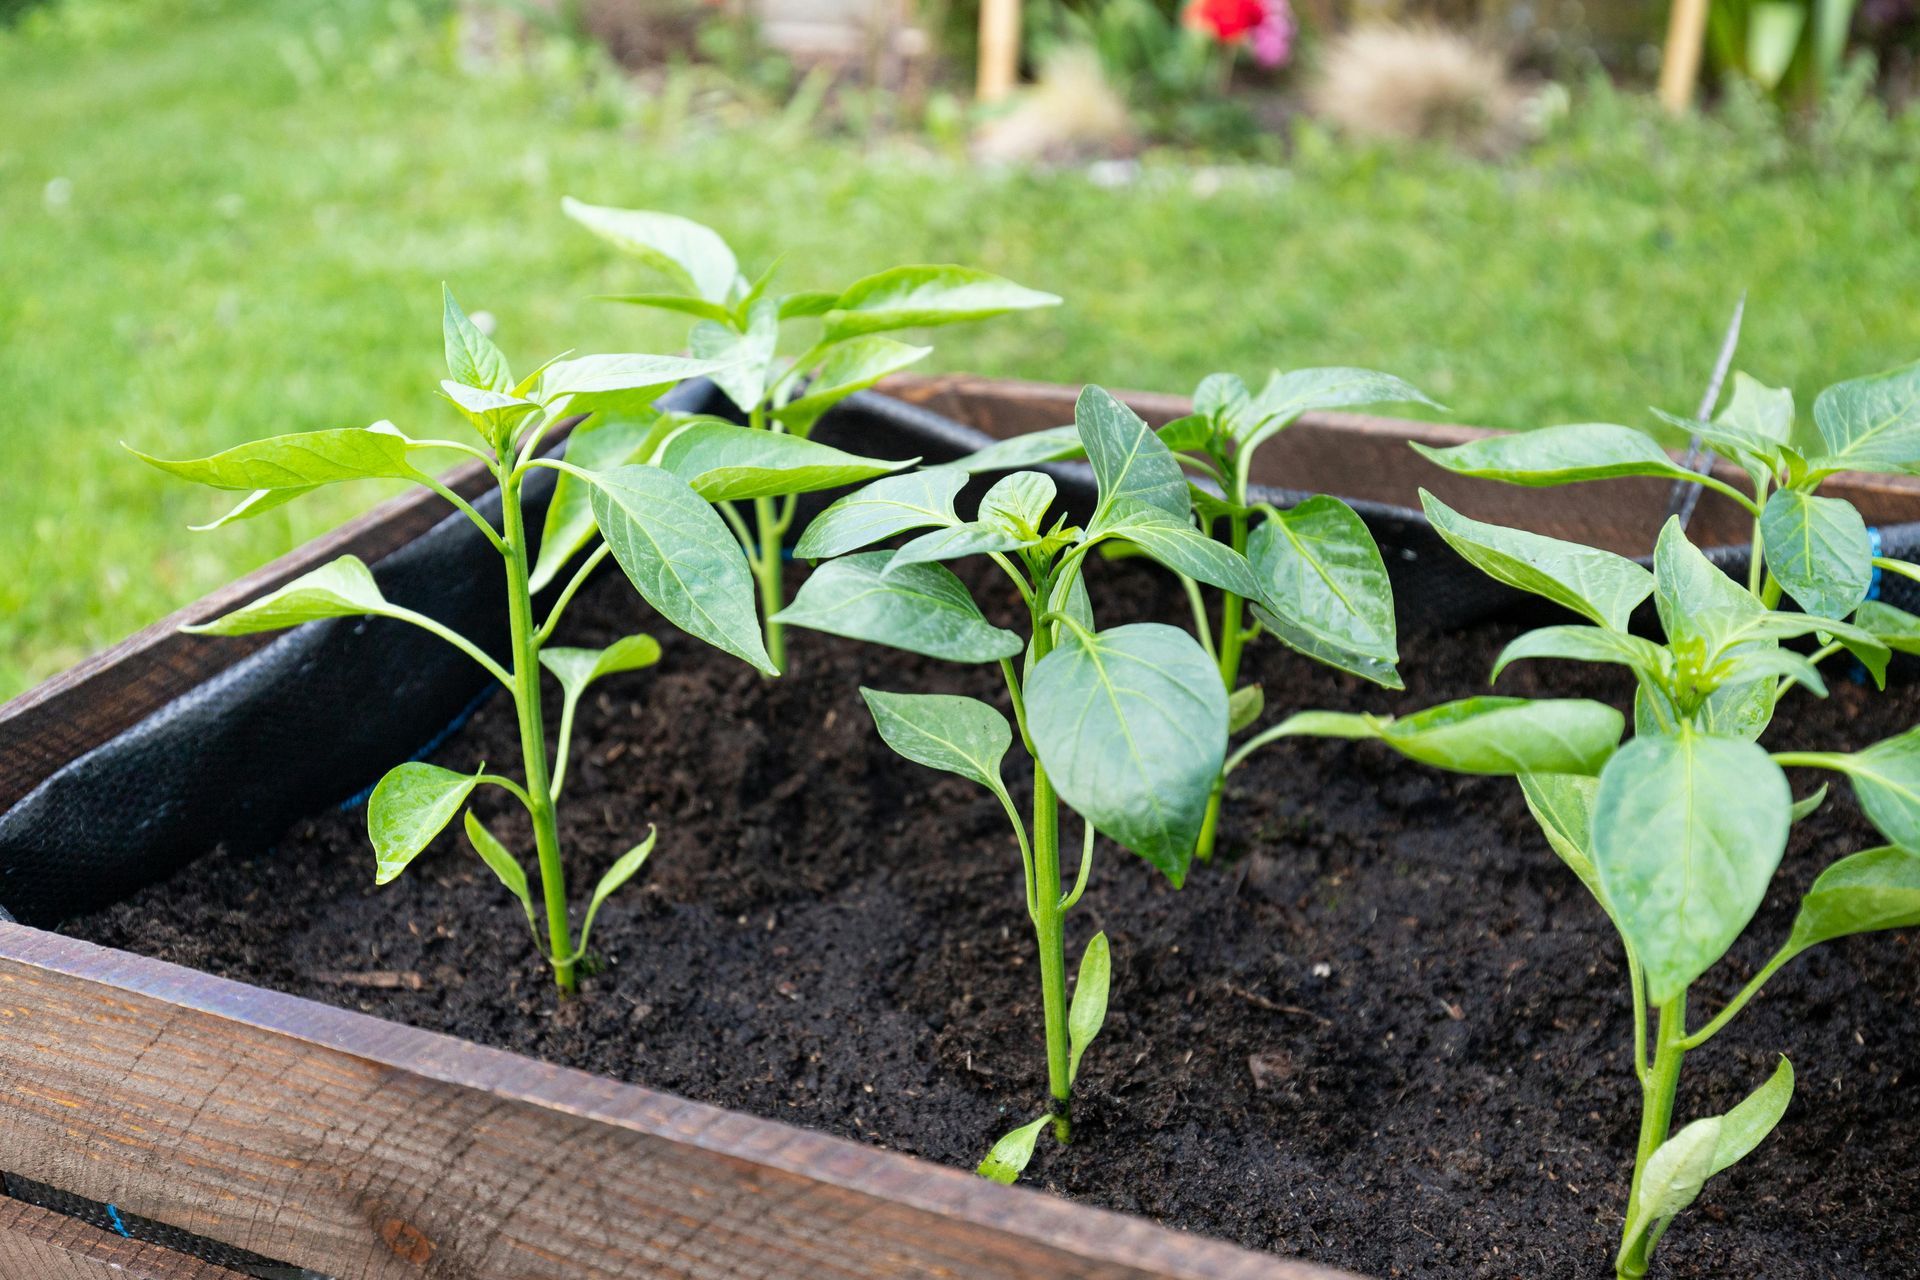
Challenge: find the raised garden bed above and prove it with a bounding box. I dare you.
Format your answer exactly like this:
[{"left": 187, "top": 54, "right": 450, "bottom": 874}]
[{"left": 2, "top": 376, "right": 1918, "bottom": 1279}]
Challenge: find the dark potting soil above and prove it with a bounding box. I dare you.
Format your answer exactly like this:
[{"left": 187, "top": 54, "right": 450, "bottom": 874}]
[{"left": 66, "top": 558, "right": 1920, "bottom": 1280}]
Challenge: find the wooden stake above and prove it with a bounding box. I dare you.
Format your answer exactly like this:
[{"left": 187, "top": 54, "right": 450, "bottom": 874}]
[
  {"left": 1658, "top": 0, "right": 1710, "bottom": 114},
  {"left": 976, "top": 0, "right": 1020, "bottom": 103}
]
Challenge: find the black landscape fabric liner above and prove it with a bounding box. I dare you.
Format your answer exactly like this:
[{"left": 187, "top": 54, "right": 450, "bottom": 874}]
[{"left": 3, "top": 380, "right": 1920, "bottom": 927}]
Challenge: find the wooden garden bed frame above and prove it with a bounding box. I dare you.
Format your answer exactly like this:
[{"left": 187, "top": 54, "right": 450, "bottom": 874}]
[{"left": 1, "top": 375, "right": 1916, "bottom": 1280}]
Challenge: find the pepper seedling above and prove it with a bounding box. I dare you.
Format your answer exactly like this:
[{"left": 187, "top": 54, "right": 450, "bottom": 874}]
[
  {"left": 1248, "top": 356, "right": 1920, "bottom": 1273},
  {"left": 953, "top": 367, "right": 1438, "bottom": 862},
  {"left": 774, "top": 386, "right": 1254, "bottom": 1180},
  {"left": 562, "top": 197, "right": 1061, "bottom": 671},
  {"left": 134, "top": 289, "right": 810, "bottom": 995}
]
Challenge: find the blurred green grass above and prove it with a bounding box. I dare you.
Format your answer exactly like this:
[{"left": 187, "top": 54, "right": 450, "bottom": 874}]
[{"left": 3, "top": 0, "right": 1919, "bottom": 697}]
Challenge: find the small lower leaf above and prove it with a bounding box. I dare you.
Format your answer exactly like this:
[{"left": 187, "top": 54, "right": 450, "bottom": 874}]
[
  {"left": 464, "top": 809, "right": 536, "bottom": 935},
  {"left": 977, "top": 1113, "right": 1052, "bottom": 1185},
  {"left": 369, "top": 763, "right": 481, "bottom": 885},
  {"left": 1067, "top": 932, "right": 1111, "bottom": 1086},
  {"left": 1227, "top": 684, "right": 1265, "bottom": 734}
]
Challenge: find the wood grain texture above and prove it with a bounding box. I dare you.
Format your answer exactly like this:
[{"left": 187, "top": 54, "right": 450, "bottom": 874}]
[
  {"left": 879, "top": 373, "right": 1920, "bottom": 558},
  {"left": 0, "top": 1197, "right": 246, "bottom": 1280},
  {"left": 0, "top": 924, "right": 1359, "bottom": 1280}
]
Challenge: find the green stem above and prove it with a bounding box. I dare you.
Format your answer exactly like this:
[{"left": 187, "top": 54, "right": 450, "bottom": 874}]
[
  {"left": 1027, "top": 604, "right": 1073, "bottom": 1143},
  {"left": 1678, "top": 944, "right": 1799, "bottom": 1051},
  {"left": 499, "top": 463, "right": 577, "bottom": 994},
  {"left": 536, "top": 542, "right": 611, "bottom": 647},
  {"left": 1618, "top": 995, "right": 1686, "bottom": 1279},
  {"left": 747, "top": 405, "right": 788, "bottom": 674},
  {"left": 1195, "top": 511, "right": 1251, "bottom": 864}
]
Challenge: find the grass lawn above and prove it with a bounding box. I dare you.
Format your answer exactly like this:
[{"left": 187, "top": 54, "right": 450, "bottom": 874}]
[{"left": 3, "top": 0, "right": 1920, "bottom": 697}]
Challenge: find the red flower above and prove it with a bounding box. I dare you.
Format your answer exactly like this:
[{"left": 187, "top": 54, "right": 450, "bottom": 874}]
[{"left": 1183, "top": 0, "right": 1268, "bottom": 43}]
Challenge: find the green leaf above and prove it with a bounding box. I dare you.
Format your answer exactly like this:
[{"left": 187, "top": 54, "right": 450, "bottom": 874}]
[
  {"left": 442, "top": 286, "right": 513, "bottom": 393},
  {"left": 823, "top": 265, "right": 1059, "bottom": 340},
  {"left": 369, "top": 762, "right": 480, "bottom": 885},
  {"left": 977, "top": 1114, "right": 1051, "bottom": 1184},
  {"left": 1240, "top": 367, "right": 1438, "bottom": 451},
  {"left": 132, "top": 425, "right": 421, "bottom": 491},
  {"left": 773, "top": 551, "right": 1022, "bottom": 663},
  {"left": 596, "top": 292, "right": 735, "bottom": 325},
  {"left": 1718, "top": 371, "right": 1795, "bottom": 447},
  {"left": 1852, "top": 600, "right": 1920, "bottom": 654},
  {"left": 440, "top": 380, "right": 541, "bottom": 449},
  {"left": 1593, "top": 728, "right": 1790, "bottom": 1004},
  {"left": 530, "top": 411, "right": 680, "bottom": 593},
  {"left": 691, "top": 298, "right": 779, "bottom": 413},
  {"left": 1050, "top": 567, "right": 1096, "bottom": 634},
  {"left": 1227, "top": 683, "right": 1265, "bottom": 734},
  {"left": 778, "top": 290, "right": 841, "bottom": 319},
  {"left": 583, "top": 463, "right": 776, "bottom": 675},
  {"left": 1709, "top": 1056, "right": 1794, "bottom": 1177},
  {"left": 860, "top": 688, "right": 1012, "bottom": 796},
  {"left": 1277, "top": 697, "right": 1623, "bottom": 776},
  {"left": 188, "top": 486, "right": 316, "bottom": 531},
  {"left": 1811, "top": 357, "right": 1920, "bottom": 474},
  {"left": 539, "top": 634, "right": 662, "bottom": 701},
  {"left": 1492, "top": 625, "right": 1673, "bottom": 684},
  {"left": 1823, "top": 728, "right": 1920, "bottom": 853},
  {"left": 1027, "top": 623, "right": 1227, "bottom": 885},
  {"left": 1790, "top": 783, "right": 1829, "bottom": 822},
  {"left": 775, "top": 337, "right": 933, "bottom": 434},
  {"left": 1093, "top": 502, "right": 1260, "bottom": 597},
  {"left": 1157, "top": 413, "right": 1215, "bottom": 452},
  {"left": 463, "top": 809, "right": 535, "bottom": 933},
  {"left": 535, "top": 352, "right": 744, "bottom": 412},
  {"left": 1193, "top": 372, "right": 1251, "bottom": 426},
  {"left": 1652, "top": 516, "right": 1762, "bottom": 654},
  {"left": 579, "top": 826, "right": 658, "bottom": 953},
  {"left": 1078, "top": 385, "right": 1188, "bottom": 524},
  {"left": 1759, "top": 489, "right": 1872, "bottom": 620},
  {"left": 1624, "top": 1057, "right": 1794, "bottom": 1249},
  {"left": 1067, "top": 932, "right": 1110, "bottom": 1086},
  {"left": 561, "top": 197, "right": 740, "bottom": 303},
  {"left": 1634, "top": 677, "right": 1776, "bottom": 742},
  {"left": 1518, "top": 773, "right": 1616, "bottom": 923},
  {"left": 792, "top": 468, "right": 968, "bottom": 559},
  {"left": 655, "top": 420, "right": 912, "bottom": 502},
  {"left": 184, "top": 554, "right": 399, "bottom": 635},
  {"left": 978, "top": 471, "right": 1056, "bottom": 536},
  {"left": 887, "top": 522, "right": 1029, "bottom": 573},
  {"left": 955, "top": 424, "right": 1085, "bottom": 475},
  {"left": 1411, "top": 423, "right": 1701, "bottom": 488},
  {"left": 1790, "top": 845, "right": 1920, "bottom": 950},
  {"left": 1248, "top": 497, "right": 1400, "bottom": 689},
  {"left": 1420, "top": 491, "right": 1652, "bottom": 631}
]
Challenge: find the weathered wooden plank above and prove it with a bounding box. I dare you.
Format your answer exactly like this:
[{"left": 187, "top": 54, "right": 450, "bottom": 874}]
[
  {"left": 0, "top": 924, "right": 1357, "bottom": 1280},
  {"left": 880, "top": 372, "right": 1920, "bottom": 558},
  {"left": 0, "top": 1197, "right": 246, "bottom": 1280}
]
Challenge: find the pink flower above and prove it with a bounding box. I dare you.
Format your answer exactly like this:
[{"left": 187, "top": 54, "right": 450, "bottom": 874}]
[
  {"left": 1248, "top": 0, "right": 1294, "bottom": 68},
  {"left": 1182, "top": 0, "right": 1295, "bottom": 68}
]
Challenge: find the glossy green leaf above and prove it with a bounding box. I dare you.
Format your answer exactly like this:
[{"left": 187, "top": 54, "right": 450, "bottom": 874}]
[
  {"left": 1157, "top": 413, "right": 1215, "bottom": 452},
  {"left": 579, "top": 826, "right": 658, "bottom": 953},
  {"left": 369, "top": 762, "right": 480, "bottom": 885},
  {"left": 539, "top": 634, "right": 662, "bottom": 701},
  {"left": 1248, "top": 496, "right": 1400, "bottom": 689},
  {"left": 442, "top": 286, "right": 513, "bottom": 393},
  {"left": 1092, "top": 502, "right": 1260, "bottom": 597},
  {"left": 583, "top": 463, "right": 776, "bottom": 675},
  {"left": 535, "top": 352, "right": 742, "bottom": 411},
  {"left": 1227, "top": 683, "right": 1265, "bottom": 734},
  {"left": 793, "top": 468, "right": 968, "bottom": 559},
  {"left": 823, "top": 265, "right": 1059, "bottom": 340},
  {"left": 184, "top": 554, "right": 397, "bottom": 635},
  {"left": 773, "top": 551, "right": 1021, "bottom": 663},
  {"left": 1241, "top": 367, "right": 1438, "bottom": 451},
  {"left": 1852, "top": 600, "right": 1920, "bottom": 654},
  {"left": 978, "top": 471, "right": 1056, "bottom": 536},
  {"left": 887, "top": 522, "right": 1029, "bottom": 573},
  {"left": 440, "top": 380, "right": 541, "bottom": 448},
  {"left": 691, "top": 298, "right": 779, "bottom": 413},
  {"left": 1277, "top": 697, "right": 1623, "bottom": 776},
  {"left": 1718, "top": 372, "right": 1795, "bottom": 447},
  {"left": 562, "top": 197, "right": 740, "bottom": 303},
  {"left": 1790, "top": 783, "right": 1830, "bottom": 822},
  {"left": 1411, "top": 422, "right": 1698, "bottom": 488},
  {"left": 1634, "top": 677, "right": 1776, "bottom": 742},
  {"left": 1787, "top": 845, "right": 1920, "bottom": 955},
  {"left": 1822, "top": 728, "right": 1920, "bottom": 852},
  {"left": 1709, "top": 1056, "right": 1795, "bottom": 1177},
  {"left": 189, "top": 486, "right": 316, "bottom": 531},
  {"left": 955, "top": 424, "right": 1085, "bottom": 475},
  {"left": 1518, "top": 772, "right": 1616, "bottom": 922},
  {"left": 778, "top": 290, "right": 840, "bottom": 319},
  {"left": 596, "top": 292, "right": 735, "bottom": 324},
  {"left": 1078, "top": 385, "right": 1188, "bottom": 524},
  {"left": 977, "top": 1114, "right": 1051, "bottom": 1184},
  {"left": 530, "top": 412, "right": 680, "bottom": 592},
  {"left": 1193, "top": 371, "right": 1251, "bottom": 425},
  {"left": 860, "top": 688, "right": 1012, "bottom": 797},
  {"left": 1811, "top": 358, "right": 1920, "bottom": 474},
  {"left": 1067, "top": 932, "right": 1110, "bottom": 1086},
  {"left": 131, "top": 425, "right": 421, "bottom": 491},
  {"left": 1593, "top": 728, "right": 1790, "bottom": 1004},
  {"left": 1759, "top": 489, "right": 1872, "bottom": 620},
  {"left": 655, "top": 420, "right": 911, "bottom": 502},
  {"left": 1492, "top": 625, "right": 1671, "bottom": 684},
  {"left": 1027, "top": 622, "right": 1228, "bottom": 885},
  {"left": 463, "top": 809, "right": 535, "bottom": 932},
  {"left": 1420, "top": 491, "right": 1652, "bottom": 631},
  {"left": 775, "top": 337, "right": 933, "bottom": 434}
]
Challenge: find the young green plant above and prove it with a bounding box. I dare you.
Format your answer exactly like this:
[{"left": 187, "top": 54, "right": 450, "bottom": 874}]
[
  {"left": 952, "top": 367, "right": 1439, "bottom": 863},
  {"left": 562, "top": 197, "right": 1061, "bottom": 671},
  {"left": 773, "top": 386, "right": 1253, "bottom": 1180},
  {"left": 1245, "top": 356, "right": 1920, "bottom": 1273},
  {"left": 134, "top": 289, "right": 795, "bottom": 995}
]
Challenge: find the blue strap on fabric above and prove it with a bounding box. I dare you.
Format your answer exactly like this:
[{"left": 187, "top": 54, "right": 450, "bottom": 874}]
[
  {"left": 105, "top": 1203, "right": 131, "bottom": 1238},
  {"left": 1868, "top": 526, "right": 1885, "bottom": 602},
  {"left": 336, "top": 686, "right": 499, "bottom": 812}
]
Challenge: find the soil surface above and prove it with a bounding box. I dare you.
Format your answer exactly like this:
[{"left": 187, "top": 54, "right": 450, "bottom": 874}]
[{"left": 68, "top": 557, "right": 1920, "bottom": 1279}]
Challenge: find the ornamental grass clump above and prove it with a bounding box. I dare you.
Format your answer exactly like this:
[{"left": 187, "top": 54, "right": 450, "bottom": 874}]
[
  {"left": 774, "top": 386, "right": 1260, "bottom": 1180},
  {"left": 562, "top": 197, "right": 1060, "bottom": 671},
  {"left": 133, "top": 289, "right": 869, "bottom": 995},
  {"left": 1265, "top": 356, "right": 1920, "bottom": 1275}
]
